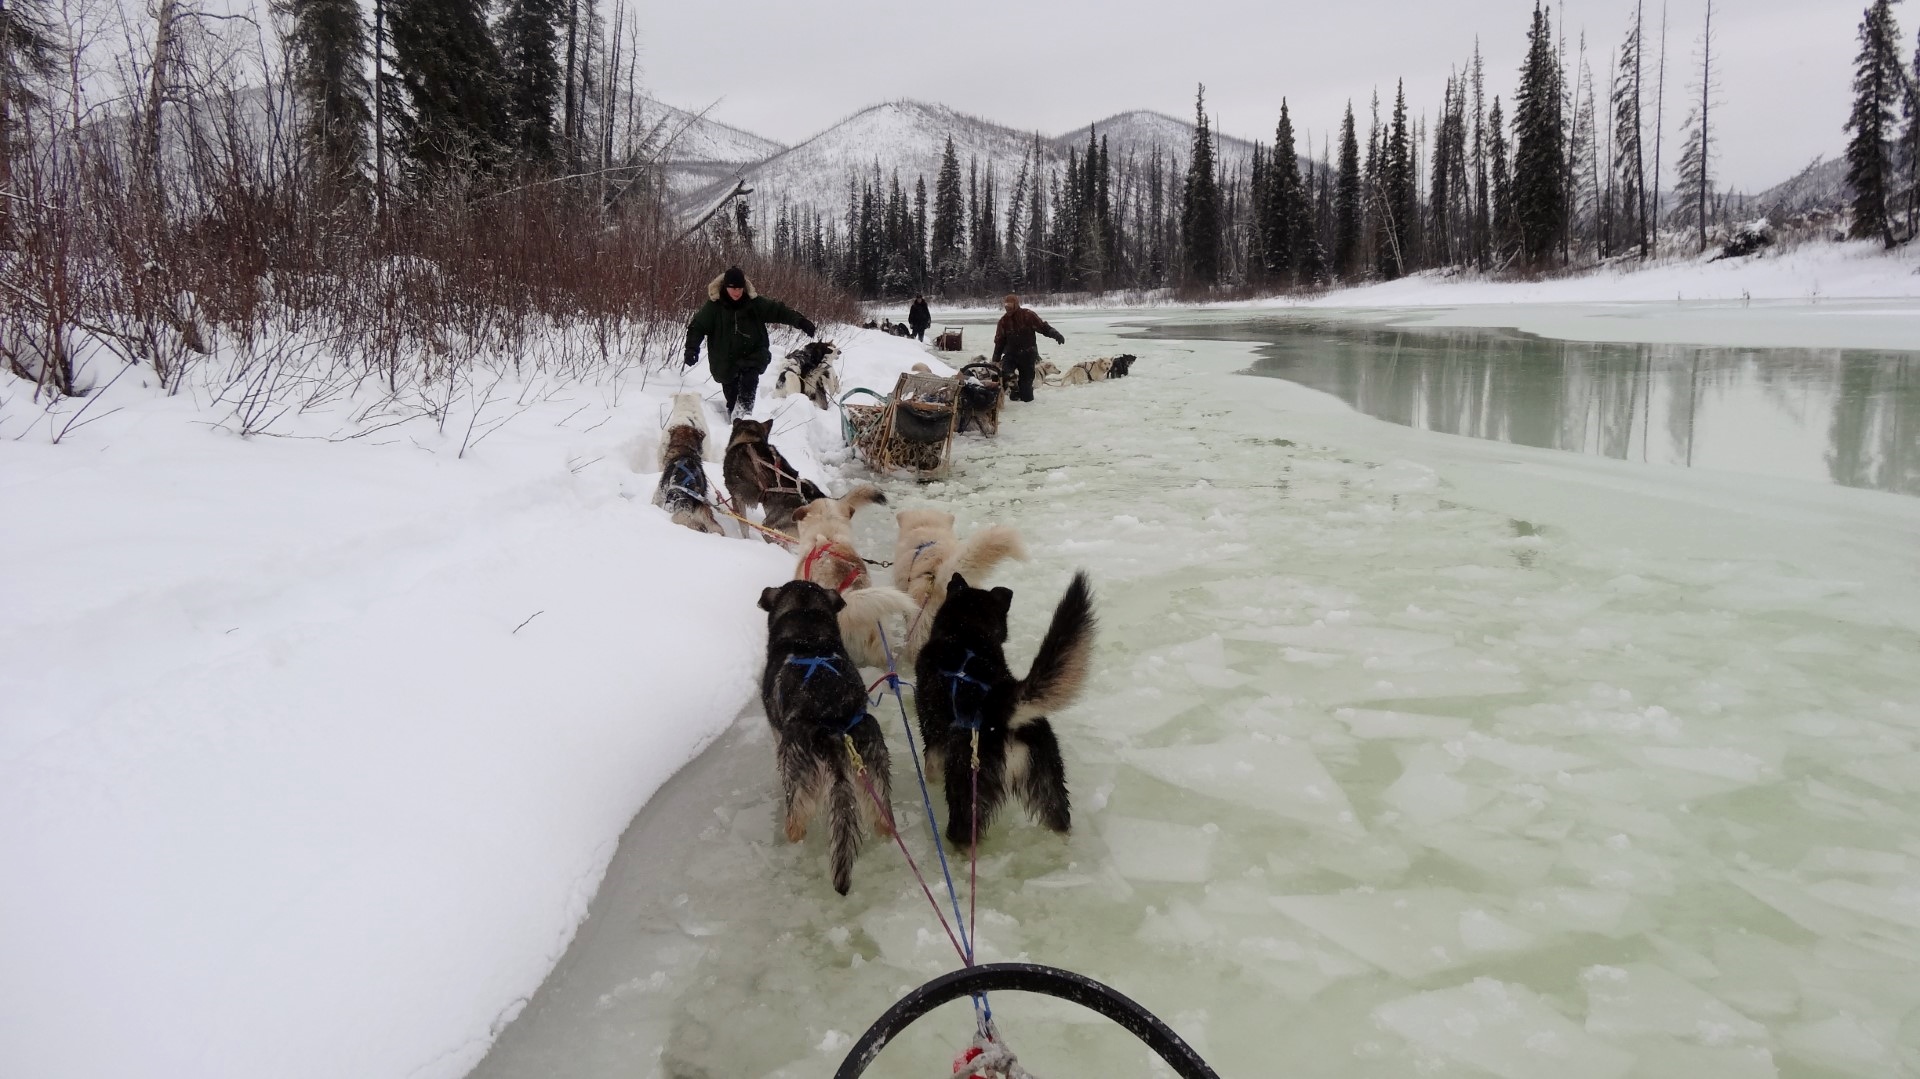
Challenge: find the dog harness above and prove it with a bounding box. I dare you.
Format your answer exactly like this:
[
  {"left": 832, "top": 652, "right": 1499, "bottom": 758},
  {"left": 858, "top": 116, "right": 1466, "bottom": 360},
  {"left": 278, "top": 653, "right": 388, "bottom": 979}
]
[
  {"left": 664, "top": 460, "right": 707, "bottom": 504},
  {"left": 800, "top": 542, "right": 866, "bottom": 592},
  {"left": 940, "top": 650, "right": 992, "bottom": 732}
]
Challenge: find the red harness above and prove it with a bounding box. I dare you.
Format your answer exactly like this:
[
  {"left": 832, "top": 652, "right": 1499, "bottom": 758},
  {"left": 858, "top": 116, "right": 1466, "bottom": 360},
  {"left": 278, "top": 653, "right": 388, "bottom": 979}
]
[{"left": 800, "top": 542, "right": 867, "bottom": 593}]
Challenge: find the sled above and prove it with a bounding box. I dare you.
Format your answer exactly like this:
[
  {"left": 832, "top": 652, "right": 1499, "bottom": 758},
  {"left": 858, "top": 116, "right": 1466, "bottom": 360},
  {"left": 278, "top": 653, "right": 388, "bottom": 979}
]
[
  {"left": 954, "top": 360, "right": 1003, "bottom": 437},
  {"left": 840, "top": 371, "right": 959, "bottom": 480},
  {"left": 933, "top": 326, "right": 964, "bottom": 351}
]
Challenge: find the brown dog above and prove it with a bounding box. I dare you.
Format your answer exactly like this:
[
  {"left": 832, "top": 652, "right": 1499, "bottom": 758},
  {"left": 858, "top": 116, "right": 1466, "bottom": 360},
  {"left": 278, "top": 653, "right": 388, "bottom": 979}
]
[
  {"left": 722, "top": 419, "right": 823, "bottom": 539},
  {"left": 651, "top": 424, "right": 724, "bottom": 535}
]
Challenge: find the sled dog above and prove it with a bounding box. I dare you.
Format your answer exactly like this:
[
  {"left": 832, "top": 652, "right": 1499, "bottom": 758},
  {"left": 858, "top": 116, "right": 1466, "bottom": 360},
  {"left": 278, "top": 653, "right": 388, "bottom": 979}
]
[
  {"left": 773, "top": 341, "right": 842, "bottom": 410},
  {"left": 914, "top": 572, "right": 1096, "bottom": 847},
  {"left": 722, "top": 418, "right": 822, "bottom": 538},
  {"left": 890, "top": 508, "right": 1026, "bottom": 658},
  {"left": 791, "top": 486, "right": 919, "bottom": 666},
  {"left": 759, "top": 581, "right": 894, "bottom": 895}
]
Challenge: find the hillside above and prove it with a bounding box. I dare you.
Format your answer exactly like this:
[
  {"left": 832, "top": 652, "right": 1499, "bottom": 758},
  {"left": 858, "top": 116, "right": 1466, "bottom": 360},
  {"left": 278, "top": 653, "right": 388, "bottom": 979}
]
[
  {"left": 677, "top": 99, "right": 1054, "bottom": 220},
  {"left": 1055, "top": 109, "right": 1260, "bottom": 176}
]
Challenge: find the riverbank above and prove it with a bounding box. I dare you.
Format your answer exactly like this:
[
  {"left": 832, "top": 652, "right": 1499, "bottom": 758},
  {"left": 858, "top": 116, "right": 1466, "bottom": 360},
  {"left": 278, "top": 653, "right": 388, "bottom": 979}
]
[{"left": 0, "top": 327, "right": 939, "bottom": 1079}]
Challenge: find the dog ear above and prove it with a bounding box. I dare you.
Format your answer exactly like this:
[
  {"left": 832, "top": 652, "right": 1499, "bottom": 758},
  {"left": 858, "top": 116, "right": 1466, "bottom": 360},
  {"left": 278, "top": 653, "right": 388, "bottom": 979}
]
[
  {"left": 947, "top": 573, "right": 970, "bottom": 595},
  {"left": 828, "top": 590, "right": 847, "bottom": 613},
  {"left": 758, "top": 586, "right": 779, "bottom": 612},
  {"left": 792, "top": 503, "right": 813, "bottom": 523},
  {"left": 990, "top": 586, "right": 1014, "bottom": 616}
]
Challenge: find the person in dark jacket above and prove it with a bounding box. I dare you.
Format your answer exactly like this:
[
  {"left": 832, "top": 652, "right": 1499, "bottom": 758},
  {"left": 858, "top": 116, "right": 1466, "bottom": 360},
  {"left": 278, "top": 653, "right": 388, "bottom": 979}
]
[
  {"left": 990, "top": 293, "right": 1064, "bottom": 402},
  {"left": 907, "top": 296, "right": 931, "bottom": 341},
  {"left": 684, "top": 266, "right": 818, "bottom": 418}
]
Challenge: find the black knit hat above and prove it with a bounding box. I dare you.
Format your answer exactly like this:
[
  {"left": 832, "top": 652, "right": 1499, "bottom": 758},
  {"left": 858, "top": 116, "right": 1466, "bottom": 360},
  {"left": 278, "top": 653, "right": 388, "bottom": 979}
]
[{"left": 721, "top": 266, "right": 747, "bottom": 290}]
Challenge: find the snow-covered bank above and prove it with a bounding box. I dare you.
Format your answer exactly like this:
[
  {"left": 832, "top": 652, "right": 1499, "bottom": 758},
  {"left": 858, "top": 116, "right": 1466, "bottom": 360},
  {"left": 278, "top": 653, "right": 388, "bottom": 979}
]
[
  {"left": 0, "top": 328, "right": 937, "bottom": 1079},
  {"left": 911, "top": 240, "right": 1920, "bottom": 349}
]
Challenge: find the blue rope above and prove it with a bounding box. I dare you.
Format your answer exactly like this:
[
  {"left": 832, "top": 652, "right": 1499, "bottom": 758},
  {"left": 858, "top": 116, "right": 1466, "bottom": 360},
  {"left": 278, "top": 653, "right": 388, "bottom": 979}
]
[{"left": 876, "top": 623, "right": 992, "bottom": 1035}]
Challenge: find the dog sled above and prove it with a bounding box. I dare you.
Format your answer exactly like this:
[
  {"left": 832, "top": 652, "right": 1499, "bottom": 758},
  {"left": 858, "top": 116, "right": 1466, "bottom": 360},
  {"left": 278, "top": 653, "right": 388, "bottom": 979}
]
[
  {"left": 954, "top": 360, "right": 1004, "bottom": 437},
  {"left": 840, "top": 370, "right": 959, "bottom": 480},
  {"left": 933, "top": 326, "right": 964, "bottom": 351}
]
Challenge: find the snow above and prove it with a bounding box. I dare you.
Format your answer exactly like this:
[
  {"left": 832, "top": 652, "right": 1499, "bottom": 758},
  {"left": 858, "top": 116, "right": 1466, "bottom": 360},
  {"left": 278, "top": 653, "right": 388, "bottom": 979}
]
[
  {"left": 0, "top": 324, "right": 936, "bottom": 1079},
  {"left": 11, "top": 283, "right": 1920, "bottom": 1079}
]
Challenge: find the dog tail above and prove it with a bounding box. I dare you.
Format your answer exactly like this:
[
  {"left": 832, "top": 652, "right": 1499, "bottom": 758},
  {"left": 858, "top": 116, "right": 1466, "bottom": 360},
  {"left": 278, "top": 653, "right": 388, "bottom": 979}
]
[
  {"left": 828, "top": 761, "right": 861, "bottom": 895},
  {"left": 944, "top": 525, "right": 1027, "bottom": 587},
  {"left": 841, "top": 484, "right": 887, "bottom": 513},
  {"left": 1012, "top": 572, "right": 1097, "bottom": 727}
]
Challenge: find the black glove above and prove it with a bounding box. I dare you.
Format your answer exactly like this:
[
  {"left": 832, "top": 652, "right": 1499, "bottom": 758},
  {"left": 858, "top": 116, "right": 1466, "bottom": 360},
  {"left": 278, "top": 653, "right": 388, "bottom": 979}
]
[
  {"left": 683, "top": 347, "right": 699, "bottom": 367},
  {"left": 795, "top": 317, "right": 818, "bottom": 339},
  {"left": 1051, "top": 331, "right": 1066, "bottom": 344}
]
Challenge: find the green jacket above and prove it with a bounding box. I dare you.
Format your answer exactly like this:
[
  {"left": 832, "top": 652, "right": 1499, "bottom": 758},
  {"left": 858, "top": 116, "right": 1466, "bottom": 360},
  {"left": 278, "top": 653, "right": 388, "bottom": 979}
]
[{"left": 684, "top": 272, "right": 810, "bottom": 381}]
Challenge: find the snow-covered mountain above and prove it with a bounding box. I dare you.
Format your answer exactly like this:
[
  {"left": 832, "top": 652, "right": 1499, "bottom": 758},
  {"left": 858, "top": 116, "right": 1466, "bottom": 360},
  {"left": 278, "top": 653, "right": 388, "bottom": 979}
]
[
  {"left": 673, "top": 100, "right": 1278, "bottom": 224},
  {"left": 1055, "top": 109, "right": 1261, "bottom": 176},
  {"left": 638, "top": 96, "right": 788, "bottom": 198},
  {"left": 677, "top": 100, "right": 1050, "bottom": 221},
  {"left": 1747, "top": 156, "right": 1849, "bottom": 216}
]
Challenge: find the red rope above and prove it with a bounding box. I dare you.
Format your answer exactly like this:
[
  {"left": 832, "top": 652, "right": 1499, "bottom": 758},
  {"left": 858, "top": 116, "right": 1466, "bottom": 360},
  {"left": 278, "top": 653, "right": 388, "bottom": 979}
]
[{"left": 850, "top": 766, "right": 971, "bottom": 967}]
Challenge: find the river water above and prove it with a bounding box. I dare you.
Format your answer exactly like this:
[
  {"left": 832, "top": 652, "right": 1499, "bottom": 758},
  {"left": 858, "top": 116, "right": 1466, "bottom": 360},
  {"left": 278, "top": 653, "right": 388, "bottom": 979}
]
[{"left": 472, "top": 306, "right": 1920, "bottom": 1079}]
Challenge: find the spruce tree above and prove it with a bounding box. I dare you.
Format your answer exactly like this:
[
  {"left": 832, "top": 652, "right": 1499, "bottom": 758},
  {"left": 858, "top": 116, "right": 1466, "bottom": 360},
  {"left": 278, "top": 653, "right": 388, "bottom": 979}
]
[
  {"left": 1612, "top": 4, "right": 1649, "bottom": 257},
  {"left": 1334, "top": 104, "right": 1361, "bottom": 278},
  {"left": 1181, "top": 84, "right": 1223, "bottom": 286},
  {"left": 1677, "top": 0, "right": 1717, "bottom": 252},
  {"left": 1265, "top": 100, "right": 1302, "bottom": 282},
  {"left": 280, "top": 0, "right": 372, "bottom": 195},
  {"left": 1512, "top": 1, "right": 1566, "bottom": 267},
  {"left": 1847, "top": 0, "right": 1904, "bottom": 247},
  {"left": 495, "top": 0, "right": 562, "bottom": 169},
  {"left": 912, "top": 176, "right": 928, "bottom": 289},
  {"left": 1429, "top": 77, "right": 1456, "bottom": 267},
  {"left": 388, "top": 0, "right": 510, "bottom": 181},
  {"left": 1489, "top": 96, "right": 1513, "bottom": 261},
  {"left": 1379, "top": 81, "right": 1415, "bottom": 279},
  {"left": 1471, "top": 41, "right": 1491, "bottom": 268},
  {"left": 929, "top": 135, "right": 965, "bottom": 293}
]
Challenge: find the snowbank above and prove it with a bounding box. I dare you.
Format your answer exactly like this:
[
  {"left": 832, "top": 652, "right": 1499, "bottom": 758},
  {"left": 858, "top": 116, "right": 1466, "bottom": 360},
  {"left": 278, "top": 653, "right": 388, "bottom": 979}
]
[
  {"left": 0, "top": 326, "right": 938, "bottom": 1079},
  {"left": 918, "top": 239, "right": 1920, "bottom": 325}
]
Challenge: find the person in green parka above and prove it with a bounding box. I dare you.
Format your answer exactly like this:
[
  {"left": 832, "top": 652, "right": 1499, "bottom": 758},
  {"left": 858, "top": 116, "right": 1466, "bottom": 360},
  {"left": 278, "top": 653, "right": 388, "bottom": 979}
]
[{"left": 683, "top": 266, "right": 818, "bottom": 419}]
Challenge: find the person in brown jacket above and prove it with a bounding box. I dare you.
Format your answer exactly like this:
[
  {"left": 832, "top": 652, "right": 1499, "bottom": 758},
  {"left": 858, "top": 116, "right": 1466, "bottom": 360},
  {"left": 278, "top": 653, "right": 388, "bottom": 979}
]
[{"left": 990, "top": 293, "right": 1065, "bottom": 402}]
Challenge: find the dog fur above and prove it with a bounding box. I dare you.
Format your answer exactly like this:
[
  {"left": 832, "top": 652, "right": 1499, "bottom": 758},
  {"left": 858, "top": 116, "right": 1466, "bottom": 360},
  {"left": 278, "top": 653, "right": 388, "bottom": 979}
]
[
  {"left": 792, "top": 485, "right": 887, "bottom": 592},
  {"left": 913, "top": 571, "right": 1095, "bottom": 847},
  {"left": 1064, "top": 357, "right": 1113, "bottom": 384},
  {"left": 758, "top": 581, "right": 894, "bottom": 895},
  {"left": 792, "top": 485, "right": 919, "bottom": 667},
  {"left": 1035, "top": 360, "right": 1062, "bottom": 385},
  {"left": 890, "top": 508, "right": 1027, "bottom": 658},
  {"left": 773, "top": 341, "right": 842, "bottom": 410},
  {"left": 1107, "top": 354, "right": 1137, "bottom": 378},
  {"left": 722, "top": 418, "right": 823, "bottom": 539},
  {"left": 650, "top": 422, "right": 724, "bottom": 535},
  {"left": 956, "top": 360, "right": 1003, "bottom": 437}
]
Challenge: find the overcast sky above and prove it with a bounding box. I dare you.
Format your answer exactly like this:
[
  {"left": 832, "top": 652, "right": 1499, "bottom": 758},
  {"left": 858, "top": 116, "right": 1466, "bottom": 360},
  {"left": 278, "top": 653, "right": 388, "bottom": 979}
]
[{"left": 639, "top": 0, "right": 1859, "bottom": 192}]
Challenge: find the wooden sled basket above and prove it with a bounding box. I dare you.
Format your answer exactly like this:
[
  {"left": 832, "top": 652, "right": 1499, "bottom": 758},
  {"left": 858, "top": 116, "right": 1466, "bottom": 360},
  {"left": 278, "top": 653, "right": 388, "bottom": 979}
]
[{"left": 840, "top": 371, "right": 960, "bottom": 479}]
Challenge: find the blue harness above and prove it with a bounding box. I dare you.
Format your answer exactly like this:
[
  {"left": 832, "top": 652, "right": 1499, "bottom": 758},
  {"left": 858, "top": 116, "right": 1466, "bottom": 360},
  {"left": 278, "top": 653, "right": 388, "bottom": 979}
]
[{"left": 940, "top": 649, "right": 993, "bottom": 731}]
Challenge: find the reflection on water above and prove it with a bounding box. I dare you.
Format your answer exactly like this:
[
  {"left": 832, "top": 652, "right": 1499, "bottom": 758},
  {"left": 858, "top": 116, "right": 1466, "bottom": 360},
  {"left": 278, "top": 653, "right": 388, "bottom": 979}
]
[{"left": 1154, "top": 318, "right": 1920, "bottom": 496}]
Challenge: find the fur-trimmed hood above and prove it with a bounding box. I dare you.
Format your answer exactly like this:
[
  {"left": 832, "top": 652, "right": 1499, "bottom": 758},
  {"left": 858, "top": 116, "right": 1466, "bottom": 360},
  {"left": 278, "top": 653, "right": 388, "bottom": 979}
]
[{"left": 708, "top": 272, "right": 759, "bottom": 302}]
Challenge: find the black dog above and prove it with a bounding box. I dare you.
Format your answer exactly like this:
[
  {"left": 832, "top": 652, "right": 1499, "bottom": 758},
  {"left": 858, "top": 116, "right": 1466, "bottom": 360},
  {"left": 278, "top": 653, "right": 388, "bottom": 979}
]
[
  {"left": 914, "top": 572, "right": 1096, "bottom": 847},
  {"left": 760, "top": 580, "right": 895, "bottom": 895},
  {"left": 1107, "top": 354, "right": 1137, "bottom": 378}
]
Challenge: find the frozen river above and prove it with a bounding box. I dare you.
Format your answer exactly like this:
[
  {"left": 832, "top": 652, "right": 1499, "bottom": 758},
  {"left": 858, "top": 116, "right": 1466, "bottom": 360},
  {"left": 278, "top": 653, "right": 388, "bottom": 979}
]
[{"left": 472, "top": 306, "right": 1920, "bottom": 1079}]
